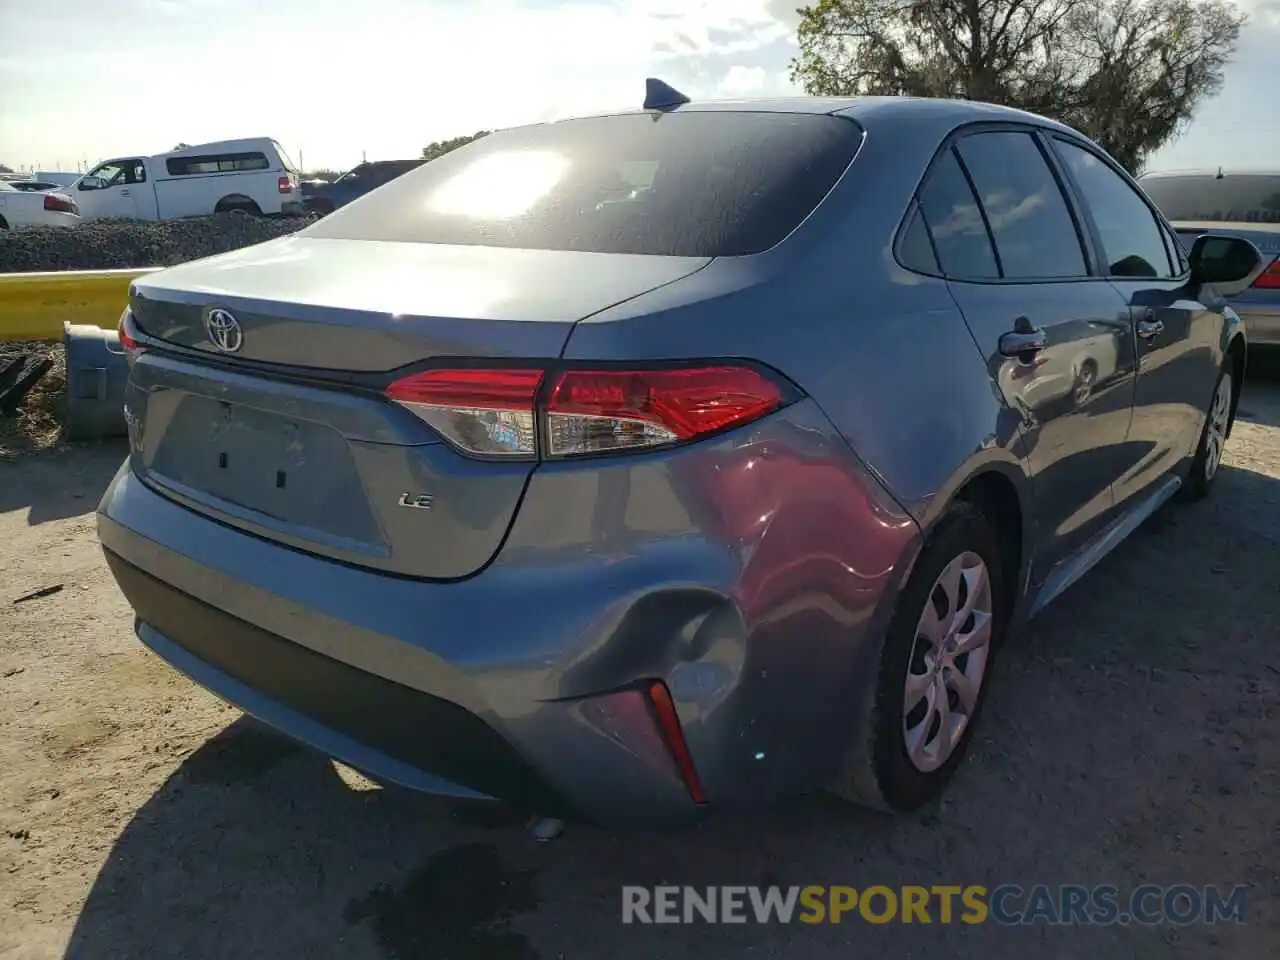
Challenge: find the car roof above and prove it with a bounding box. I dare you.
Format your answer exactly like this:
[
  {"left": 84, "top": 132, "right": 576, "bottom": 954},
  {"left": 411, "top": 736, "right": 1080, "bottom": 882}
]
[
  {"left": 162, "top": 137, "right": 280, "bottom": 157},
  {"left": 547, "top": 93, "right": 1081, "bottom": 142}
]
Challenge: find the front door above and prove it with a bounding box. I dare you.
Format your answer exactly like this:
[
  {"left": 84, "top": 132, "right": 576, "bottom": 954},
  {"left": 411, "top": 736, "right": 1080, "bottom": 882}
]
[
  {"left": 916, "top": 129, "right": 1139, "bottom": 582},
  {"left": 77, "top": 159, "right": 140, "bottom": 219},
  {"left": 1047, "top": 136, "right": 1220, "bottom": 509}
]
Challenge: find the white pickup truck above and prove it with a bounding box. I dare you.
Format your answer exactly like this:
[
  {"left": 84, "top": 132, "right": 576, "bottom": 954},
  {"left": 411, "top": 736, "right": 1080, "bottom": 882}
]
[{"left": 70, "top": 138, "right": 306, "bottom": 221}]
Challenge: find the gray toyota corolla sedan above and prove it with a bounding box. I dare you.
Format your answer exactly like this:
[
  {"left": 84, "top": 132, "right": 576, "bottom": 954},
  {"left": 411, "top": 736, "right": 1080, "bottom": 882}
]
[{"left": 98, "top": 86, "right": 1263, "bottom": 827}]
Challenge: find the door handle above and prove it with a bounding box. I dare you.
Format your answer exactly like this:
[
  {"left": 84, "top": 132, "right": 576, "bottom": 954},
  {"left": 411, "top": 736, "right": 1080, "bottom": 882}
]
[
  {"left": 999, "top": 319, "right": 1048, "bottom": 359},
  {"left": 1136, "top": 318, "right": 1164, "bottom": 339},
  {"left": 120, "top": 189, "right": 131, "bottom": 197}
]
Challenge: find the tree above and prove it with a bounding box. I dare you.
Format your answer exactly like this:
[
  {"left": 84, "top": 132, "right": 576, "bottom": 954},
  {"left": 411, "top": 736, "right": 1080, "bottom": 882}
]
[
  {"left": 0, "top": 162, "right": 13, "bottom": 174},
  {"left": 422, "top": 131, "right": 491, "bottom": 162},
  {"left": 790, "top": 0, "right": 1246, "bottom": 172}
]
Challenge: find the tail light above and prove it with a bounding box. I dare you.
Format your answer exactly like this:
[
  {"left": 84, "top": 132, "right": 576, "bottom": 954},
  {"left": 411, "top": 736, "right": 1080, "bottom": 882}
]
[
  {"left": 385, "top": 368, "right": 543, "bottom": 457},
  {"left": 44, "top": 193, "right": 78, "bottom": 215},
  {"left": 117, "top": 307, "right": 143, "bottom": 359},
  {"left": 277, "top": 175, "right": 293, "bottom": 194},
  {"left": 1251, "top": 256, "right": 1280, "bottom": 290},
  {"left": 384, "top": 362, "right": 792, "bottom": 460}
]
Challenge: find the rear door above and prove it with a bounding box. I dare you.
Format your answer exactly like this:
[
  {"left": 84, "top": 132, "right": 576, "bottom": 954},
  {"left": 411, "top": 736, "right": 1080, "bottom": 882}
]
[
  {"left": 1050, "top": 137, "right": 1219, "bottom": 508},
  {"left": 917, "top": 128, "right": 1137, "bottom": 581}
]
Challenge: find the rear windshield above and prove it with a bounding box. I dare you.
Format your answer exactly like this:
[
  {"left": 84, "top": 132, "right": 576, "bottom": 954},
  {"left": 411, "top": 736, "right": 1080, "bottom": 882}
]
[
  {"left": 303, "top": 112, "right": 863, "bottom": 256},
  {"left": 1140, "top": 174, "right": 1280, "bottom": 224}
]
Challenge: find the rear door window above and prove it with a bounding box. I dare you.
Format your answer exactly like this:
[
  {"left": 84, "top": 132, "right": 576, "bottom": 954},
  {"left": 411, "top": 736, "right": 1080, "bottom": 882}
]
[
  {"left": 915, "top": 148, "right": 999, "bottom": 280},
  {"left": 304, "top": 112, "right": 864, "bottom": 257},
  {"left": 954, "top": 131, "right": 1087, "bottom": 280},
  {"left": 1053, "top": 138, "right": 1175, "bottom": 278},
  {"left": 898, "top": 202, "right": 940, "bottom": 274}
]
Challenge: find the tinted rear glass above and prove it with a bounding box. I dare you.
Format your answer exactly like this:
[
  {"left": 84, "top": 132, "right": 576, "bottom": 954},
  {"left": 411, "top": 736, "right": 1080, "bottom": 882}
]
[
  {"left": 166, "top": 152, "right": 270, "bottom": 176},
  {"left": 1140, "top": 174, "right": 1280, "bottom": 224},
  {"left": 304, "top": 112, "right": 863, "bottom": 256}
]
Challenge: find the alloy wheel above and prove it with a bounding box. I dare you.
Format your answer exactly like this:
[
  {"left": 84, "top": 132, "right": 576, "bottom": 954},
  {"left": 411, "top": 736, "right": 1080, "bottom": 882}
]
[
  {"left": 902, "top": 551, "right": 993, "bottom": 773},
  {"left": 1204, "top": 373, "right": 1232, "bottom": 483}
]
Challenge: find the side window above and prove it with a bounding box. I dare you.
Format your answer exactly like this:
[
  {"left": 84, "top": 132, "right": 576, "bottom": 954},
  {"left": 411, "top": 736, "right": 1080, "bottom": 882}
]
[
  {"left": 123, "top": 160, "right": 146, "bottom": 185},
  {"left": 898, "top": 202, "right": 940, "bottom": 274},
  {"left": 954, "top": 131, "right": 1087, "bottom": 279},
  {"left": 1052, "top": 138, "right": 1175, "bottom": 278},
  {"left": 89, "top": 162, "right": 124, "bottom": 186},
  {"left": 165, "top": 152, "right": 271, "bottom": 176},
  {"left": 916, "top": 148, "right": 999, "bottom": 280}
]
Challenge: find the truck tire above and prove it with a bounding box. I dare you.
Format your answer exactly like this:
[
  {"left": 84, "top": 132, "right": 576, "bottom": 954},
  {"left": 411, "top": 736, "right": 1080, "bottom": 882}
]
[{"left": 214, "top": 197, "right": 262, "bottom": 217}]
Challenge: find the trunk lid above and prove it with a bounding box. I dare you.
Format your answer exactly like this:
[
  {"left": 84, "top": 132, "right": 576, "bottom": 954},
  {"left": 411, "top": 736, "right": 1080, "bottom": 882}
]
[
  {"left": 1169, "top": 220, "right": 1280, "bottom": 258},
  {"left": 125, "top": 236, "right": 710, "bottom": 579}
]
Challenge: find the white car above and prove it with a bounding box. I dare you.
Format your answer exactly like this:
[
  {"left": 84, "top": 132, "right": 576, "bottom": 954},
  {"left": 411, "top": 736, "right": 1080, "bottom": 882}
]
[
  {"left": 0, "top": 181, "right": 81, "bottom": 228},
  {"left": 68, "top": 138, "right": 306, "bottom": 221}
]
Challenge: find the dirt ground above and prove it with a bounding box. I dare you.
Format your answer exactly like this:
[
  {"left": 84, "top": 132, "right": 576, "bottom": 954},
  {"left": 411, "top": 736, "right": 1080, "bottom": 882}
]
[{"left": 2, "top": 379, "right": 1278, "bottom": 960}]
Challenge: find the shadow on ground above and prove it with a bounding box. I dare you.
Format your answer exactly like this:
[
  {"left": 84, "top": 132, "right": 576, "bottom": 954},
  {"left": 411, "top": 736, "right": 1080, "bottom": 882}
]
[{"left": 0, "top": 442, "right": 126, "bottom": 524}]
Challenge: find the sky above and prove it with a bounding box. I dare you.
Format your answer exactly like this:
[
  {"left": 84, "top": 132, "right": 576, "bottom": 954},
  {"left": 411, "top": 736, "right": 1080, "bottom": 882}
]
[{"left": 1, "top": 0, "right": 1277, "bottom": 175}]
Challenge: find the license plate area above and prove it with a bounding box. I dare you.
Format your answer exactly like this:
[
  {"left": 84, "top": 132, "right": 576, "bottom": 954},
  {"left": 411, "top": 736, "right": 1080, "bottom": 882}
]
[{"left": 146, "top": 394, "right": 378, "bottom": 544}]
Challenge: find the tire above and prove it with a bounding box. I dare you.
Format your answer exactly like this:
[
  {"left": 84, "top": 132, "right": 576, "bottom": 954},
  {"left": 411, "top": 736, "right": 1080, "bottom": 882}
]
[
  {"left": 1180, "top": 362, "right": 1234, "bottom": 502},
  {"left": 867, "top": 502, "right": 1007, "bottom": 811},
  {"left": 214, "top": 199, "right": 262, "bottom": 217},
  {"left": 0, "top": 216, "right": 8, "bottom": 229}
]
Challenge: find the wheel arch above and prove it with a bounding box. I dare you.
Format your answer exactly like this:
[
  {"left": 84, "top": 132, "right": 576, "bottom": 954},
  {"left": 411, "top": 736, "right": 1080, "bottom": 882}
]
[
  {"left": 214, "top": 194, "right": 262, "bottom": 214},
  {"left": 1225, "top": 333, "right": 1246, "bottom": 440},
  {"left": 916, "top": 456, "right": 1033, "bottom": 617}
]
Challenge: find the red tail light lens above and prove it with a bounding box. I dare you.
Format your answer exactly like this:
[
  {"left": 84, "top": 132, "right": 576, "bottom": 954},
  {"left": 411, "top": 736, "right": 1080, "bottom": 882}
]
[
  {"left": 385, "top": 367, "right": 543, "bottom": 457},
  {"left": 544, "top": 366, "right": 784, "bottom": 457},
  {"left": 44, "top": 193, "right": 77, "bottom": 215},
  {"left": 384, "top": 363, "right": 790, "bottom": 460},
  {"left": 277, "top": 175, "right": 293, "bottom": 194},
  {"left": 117, "top": 307, "right": 142, "bottom": 358},
  {"left": 1252, "top": 257, "right": 1280, "bottom": 290}
]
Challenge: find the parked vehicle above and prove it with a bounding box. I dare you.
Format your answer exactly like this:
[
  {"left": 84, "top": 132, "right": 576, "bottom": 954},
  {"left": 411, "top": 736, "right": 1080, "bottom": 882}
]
[
  {"left": 69, "top": 138, "right": 306, "bottom": 221},
  {"left": 301, "top": 159, "right": 424, "bottom": 215},
  {"left": 1139, "top": 170, "right": 1280, "bottom": 346},
  {"left": 3, "top": 179, "right": 63, "bottom": 192},
  {"left": 0, "top": 181, "right": 80, "bottom": 228},
  {"left": 98, "top": 86, "right": 1262, "bottom": 827},
  {"left": 34, "top": 171, "right": 81, "bottom": 188}
]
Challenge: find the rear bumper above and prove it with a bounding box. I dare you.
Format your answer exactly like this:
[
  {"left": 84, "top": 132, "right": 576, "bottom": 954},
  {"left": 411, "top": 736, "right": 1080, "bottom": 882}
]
[
  {"left": 97, "top": 400, "right": 920, "bottom": 826},
  {"left": 105, "top": 549, "right": 576, "bottom": 814},
  {"left": 279, "top": 200, "right": 307, "bottom": 217},
  {"left": 1236, "top": 305, "right": 1280, "bottom": 346}
]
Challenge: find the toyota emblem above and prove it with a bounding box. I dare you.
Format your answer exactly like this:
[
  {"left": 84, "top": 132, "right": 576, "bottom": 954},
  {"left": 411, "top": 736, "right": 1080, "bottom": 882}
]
[{"left": 204, "top": 308, "right": 243, "bottom": 353}]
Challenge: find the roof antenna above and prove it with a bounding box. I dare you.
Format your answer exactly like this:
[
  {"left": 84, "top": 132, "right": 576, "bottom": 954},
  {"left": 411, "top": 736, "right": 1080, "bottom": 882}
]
[
  {"left": 1216, "top": 166, "right": 1224, "bottom": 180},
  {"left": 644, "top": 78, "right": 691, "bottom": 111}
]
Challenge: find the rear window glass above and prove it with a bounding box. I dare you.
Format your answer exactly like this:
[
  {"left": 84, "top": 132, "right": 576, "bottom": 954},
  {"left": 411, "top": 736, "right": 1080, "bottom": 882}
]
[
  {"left": 1140, "top": 174, "right": 1280, "bottom": 224},
  {"left": 166, "top": 152, "right": 270, "bottom": 176},
  {"left": 303, "top": 112, "right": 863, "bottom": 256}
]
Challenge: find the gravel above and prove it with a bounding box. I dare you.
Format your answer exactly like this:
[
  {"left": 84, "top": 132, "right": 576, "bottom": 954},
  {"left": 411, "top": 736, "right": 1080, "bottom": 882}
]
[{"left": 0, "top": 213, "right": 314, "bottom": 273}]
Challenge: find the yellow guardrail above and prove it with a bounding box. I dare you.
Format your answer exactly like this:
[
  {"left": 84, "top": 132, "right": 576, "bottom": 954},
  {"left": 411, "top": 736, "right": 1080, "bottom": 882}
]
[{"left": 0, "top": 268, "right": 162, "bottom": 341}]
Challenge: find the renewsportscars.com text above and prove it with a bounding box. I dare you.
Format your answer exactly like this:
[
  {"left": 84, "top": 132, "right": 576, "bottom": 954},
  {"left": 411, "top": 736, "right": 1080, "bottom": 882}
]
[{"left": 621, "top": 884, "right": 1248, "bottom": 926}]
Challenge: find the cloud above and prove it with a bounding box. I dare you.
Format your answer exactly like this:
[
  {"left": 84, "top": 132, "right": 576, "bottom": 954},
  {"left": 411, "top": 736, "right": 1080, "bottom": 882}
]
[
  {"left": 641, "top": 0, "right": 794, "bottom": 58},
  {"left": 718, "top": 65, "right": 769, "bottom": 96}
]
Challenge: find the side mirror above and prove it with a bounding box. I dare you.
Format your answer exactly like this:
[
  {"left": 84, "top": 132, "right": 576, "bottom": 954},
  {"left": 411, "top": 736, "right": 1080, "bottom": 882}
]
[
  {"left": 1188, "top": 234, "right": 1265, "bottom": 298},
  {"left": 78, "top": 176, "right": 104, "bottom": 191}
]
